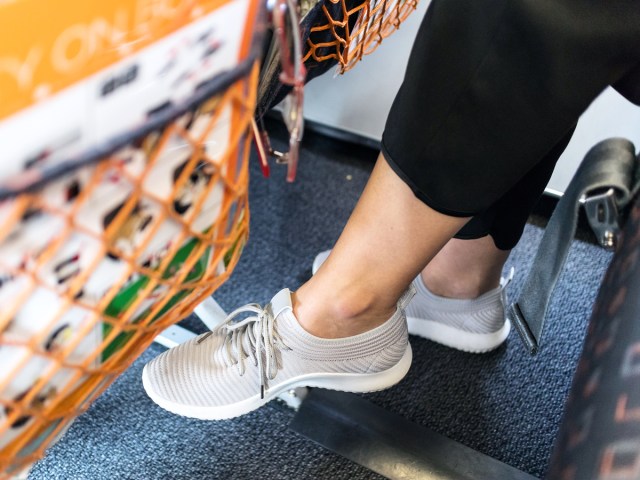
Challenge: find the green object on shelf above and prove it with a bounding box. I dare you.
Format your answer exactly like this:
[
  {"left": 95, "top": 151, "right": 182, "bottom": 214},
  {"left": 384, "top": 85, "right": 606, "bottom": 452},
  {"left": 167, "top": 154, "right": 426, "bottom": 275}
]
[{"left": 101, "top": 237, "right": 212, "bottom": 361}]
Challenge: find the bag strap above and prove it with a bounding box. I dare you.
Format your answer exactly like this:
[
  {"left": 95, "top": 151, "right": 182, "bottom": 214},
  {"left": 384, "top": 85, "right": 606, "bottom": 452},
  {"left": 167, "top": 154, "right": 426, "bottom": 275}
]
[{"left": 508, "top": 138, "right": 640, "bottom": 354}]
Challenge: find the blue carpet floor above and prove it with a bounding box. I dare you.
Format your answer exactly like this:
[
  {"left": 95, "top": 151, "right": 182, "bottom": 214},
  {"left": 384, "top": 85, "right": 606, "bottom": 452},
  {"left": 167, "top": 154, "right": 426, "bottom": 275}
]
[{"left": 28, "top": 125, "right": 612, "bottom": 480}]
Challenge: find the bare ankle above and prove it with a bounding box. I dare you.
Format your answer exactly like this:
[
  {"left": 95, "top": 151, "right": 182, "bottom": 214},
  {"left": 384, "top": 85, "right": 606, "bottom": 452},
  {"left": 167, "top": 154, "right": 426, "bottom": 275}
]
[
  {"left": 421, "top": 271, "right": 499, "bottom": 299},
  {"left": 292, "top": 286, "right": 396, "bottom": 339},
  {"left": 420, "top": 236, "right": 509, "bottom": 300}
]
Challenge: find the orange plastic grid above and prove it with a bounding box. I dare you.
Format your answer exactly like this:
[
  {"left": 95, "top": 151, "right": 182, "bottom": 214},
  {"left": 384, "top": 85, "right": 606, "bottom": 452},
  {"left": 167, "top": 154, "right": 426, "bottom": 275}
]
[
  {"left": 0, "top": 63, "right": 258, "bottom": 479},
  {"left": 304, "top": 0, "right": 419, "bottom": 72}
]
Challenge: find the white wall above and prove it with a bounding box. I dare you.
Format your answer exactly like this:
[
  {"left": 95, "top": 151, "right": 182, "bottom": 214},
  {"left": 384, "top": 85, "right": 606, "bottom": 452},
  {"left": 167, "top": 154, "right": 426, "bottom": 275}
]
[
  {"left": 546, "top": 89, "right": 640, "bottom": 196},
  {"left": 303, "top": 2, "right": 640, "bottom": 194},
  {"left": 303, "top": 0, "right": 430, "bottom": 141}
]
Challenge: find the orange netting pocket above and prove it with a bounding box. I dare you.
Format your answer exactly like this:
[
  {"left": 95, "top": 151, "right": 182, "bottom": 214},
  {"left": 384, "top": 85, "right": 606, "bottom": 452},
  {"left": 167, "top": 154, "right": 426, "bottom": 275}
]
[
  {"left": 0, "top": 60, "right": 259, "bottom": 480},
  {"left": 303, "top": 0, "right": 419, "bottom": 72}
]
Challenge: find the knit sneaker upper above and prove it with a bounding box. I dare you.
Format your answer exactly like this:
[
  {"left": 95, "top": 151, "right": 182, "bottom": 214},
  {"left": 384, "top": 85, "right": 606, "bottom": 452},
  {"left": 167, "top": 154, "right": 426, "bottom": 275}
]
[
  {"left": 405, "top": 274, "right": 509, "bottom": 334},
  {"left": 143, "top": 288, "right": 411, "bottom": 411}
]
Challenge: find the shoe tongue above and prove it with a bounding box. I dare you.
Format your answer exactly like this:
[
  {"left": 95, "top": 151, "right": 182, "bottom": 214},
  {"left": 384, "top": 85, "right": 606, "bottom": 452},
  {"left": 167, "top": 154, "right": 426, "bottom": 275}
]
[{"left": 269, "top": 288, "right": 293, "bottom": 318}]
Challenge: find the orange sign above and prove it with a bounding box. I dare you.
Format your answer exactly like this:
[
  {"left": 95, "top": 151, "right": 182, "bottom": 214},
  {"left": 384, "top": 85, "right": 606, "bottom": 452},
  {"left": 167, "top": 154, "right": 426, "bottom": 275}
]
[{"left": 0, "top": 0, "right": 248, "bottom": 120}]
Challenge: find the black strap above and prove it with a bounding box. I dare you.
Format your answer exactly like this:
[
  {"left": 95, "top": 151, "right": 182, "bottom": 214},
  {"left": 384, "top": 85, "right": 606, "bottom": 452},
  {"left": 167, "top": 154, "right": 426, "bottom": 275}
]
[{"left": 508, "top": 138, "right": 640, "bottom": 354}]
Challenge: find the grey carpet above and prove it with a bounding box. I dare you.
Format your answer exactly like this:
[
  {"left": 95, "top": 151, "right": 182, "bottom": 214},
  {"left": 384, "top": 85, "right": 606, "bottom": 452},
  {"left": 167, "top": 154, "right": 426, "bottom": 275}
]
[{"left": 28, "top": 124, "right": 612, "bottom": 480}]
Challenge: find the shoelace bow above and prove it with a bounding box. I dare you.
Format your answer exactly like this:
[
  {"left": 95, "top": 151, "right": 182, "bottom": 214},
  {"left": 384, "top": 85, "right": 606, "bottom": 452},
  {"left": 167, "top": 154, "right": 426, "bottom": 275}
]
[{"left": 197, "top": 303, "right": 288, "bottom": 399}]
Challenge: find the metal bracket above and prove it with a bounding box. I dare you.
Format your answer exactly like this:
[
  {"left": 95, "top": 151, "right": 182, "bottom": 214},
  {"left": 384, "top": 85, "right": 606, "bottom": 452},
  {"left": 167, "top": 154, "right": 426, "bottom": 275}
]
[
  {"left": 583, "top": 188, "right": 620, "bottom": 250},
  {"left": 154, "top": 324, "right": 198, "bottom": 349},
  {"left": 193, "top": 296, "right": 228, "bottom": 330},
  {"left": 276, "top": 387, "right": 308, "bottom": 410}
]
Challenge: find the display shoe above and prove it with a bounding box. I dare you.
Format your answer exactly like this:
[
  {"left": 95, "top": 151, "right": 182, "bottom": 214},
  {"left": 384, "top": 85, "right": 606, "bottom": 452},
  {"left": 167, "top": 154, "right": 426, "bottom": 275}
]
[
  {"left": 142, "top": 287, "right": 414, "bottom": 420},
  {"left": 312, "top": 249, "right": 512, "bottom": 353}
]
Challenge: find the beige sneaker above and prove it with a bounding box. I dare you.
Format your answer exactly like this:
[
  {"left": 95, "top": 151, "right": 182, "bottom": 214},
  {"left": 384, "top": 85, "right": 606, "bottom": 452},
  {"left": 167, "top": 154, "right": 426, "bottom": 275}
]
[
  {"left": 142, "top": 287, "right": 414, "bottom": 420},
  {"left": 405, "top": 272, "right": 512, "bottom": 353},
  {"left": 313, "top": 250, "right": 512, "bottom": 353}
]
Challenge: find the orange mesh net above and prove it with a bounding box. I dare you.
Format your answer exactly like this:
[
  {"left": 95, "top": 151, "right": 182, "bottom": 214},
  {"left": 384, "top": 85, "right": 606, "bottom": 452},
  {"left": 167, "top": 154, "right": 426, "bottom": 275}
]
[
  {"left": 0, "top": 64, "right": 258, "bottom": 478},
  {"left": 303, "top": 0, "right": 419, "bottom": 72}
]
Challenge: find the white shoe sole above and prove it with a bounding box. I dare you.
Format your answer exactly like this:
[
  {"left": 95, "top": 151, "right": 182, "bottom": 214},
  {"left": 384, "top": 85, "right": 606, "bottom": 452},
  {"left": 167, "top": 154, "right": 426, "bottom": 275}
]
[
  {"left": 142, "top": 343, "right": 412, "bottom": 420},
  {"left": 407, "top": 316, "right": 510, "bottom": 353}
]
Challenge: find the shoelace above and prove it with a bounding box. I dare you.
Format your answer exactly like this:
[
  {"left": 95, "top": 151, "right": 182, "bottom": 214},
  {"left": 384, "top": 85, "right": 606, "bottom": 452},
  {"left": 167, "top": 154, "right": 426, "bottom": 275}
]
[{"left": 197, "top": 303, "right": 287, "bottom": 399}]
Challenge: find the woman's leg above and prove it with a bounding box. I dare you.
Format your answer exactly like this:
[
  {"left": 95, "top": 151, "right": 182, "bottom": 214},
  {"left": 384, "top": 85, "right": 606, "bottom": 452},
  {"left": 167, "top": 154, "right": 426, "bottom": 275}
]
[
  {"left": 142, "top": 155, "right": 471, "bottom": 420},
  {"left": 421, "top": 236, "right": 510, "bottom": 299},
  {"left": 416, "top": 125, "right": 578, "bottom": 301},
  {"left": 142, "top": 0, "right": 640, "bottom": 421},
  {"left": 294, "top": 154, "right": 470, "bottom": 339}
]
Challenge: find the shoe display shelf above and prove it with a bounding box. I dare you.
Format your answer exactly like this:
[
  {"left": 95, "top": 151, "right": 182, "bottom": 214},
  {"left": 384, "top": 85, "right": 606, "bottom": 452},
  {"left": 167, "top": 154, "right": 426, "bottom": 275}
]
[{"left": 0, "top": 0, "right": 261, "bottom": 476}]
